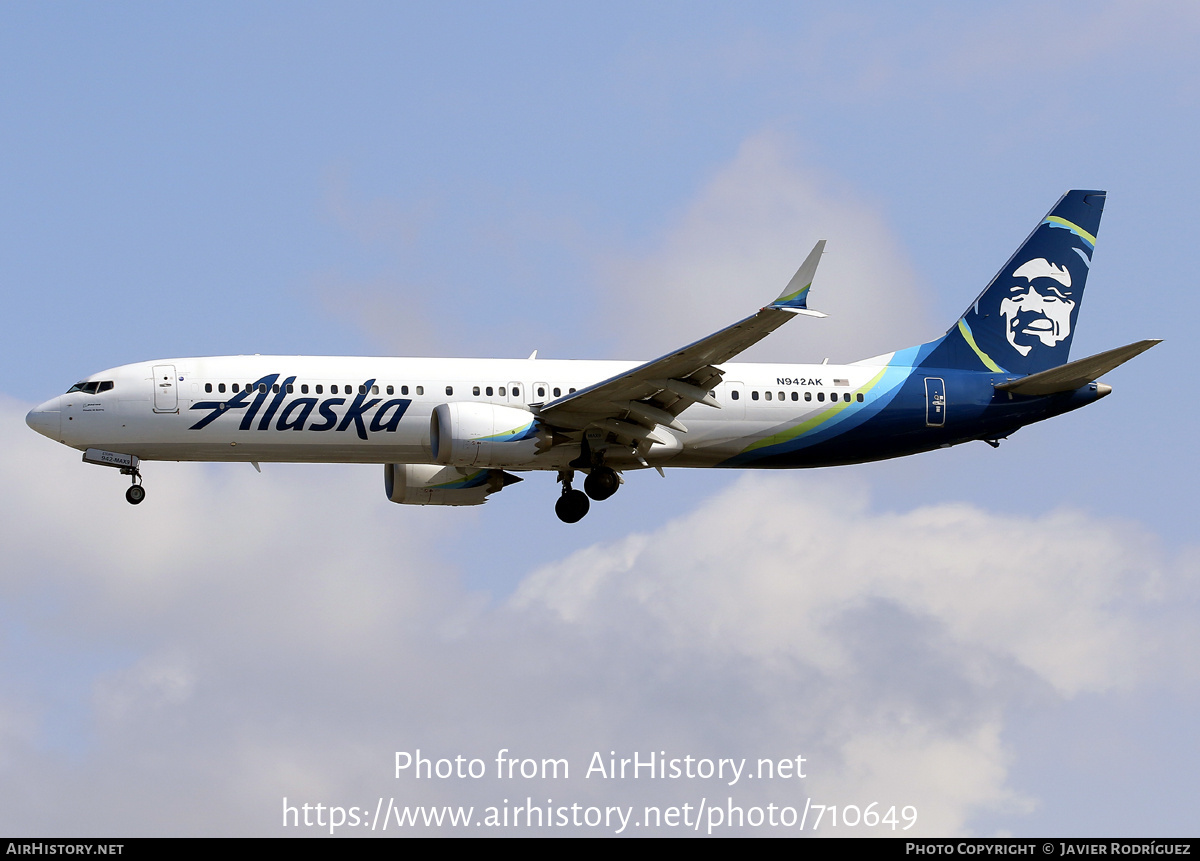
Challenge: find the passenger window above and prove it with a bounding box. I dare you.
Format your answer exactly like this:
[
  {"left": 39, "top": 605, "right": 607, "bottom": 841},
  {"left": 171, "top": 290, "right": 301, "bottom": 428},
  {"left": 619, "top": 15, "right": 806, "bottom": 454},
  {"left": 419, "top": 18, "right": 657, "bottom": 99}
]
[
  {"left": 416, "top": 386, "right": 424, "bottom": 395},
  {"left": 301, "top": 384, "right": 309, "bottom": 394},
  {"left": 446, "top": 386, "right": 453, "bottom": 396},
  {"left": 401, "top": 385, "right": 408, "bottom": 395},
  {"left": 359, "top": 385, "right": 366, "bottom": 395},
  {"left": 486, "top": 386, "right": 494, "bottom": 396},
  {"left": 765, "top": 391, "right": 772, "bottom": 401},
  {"left": 752, "top": 391, "right": 759, "bottom": 401},
  {"left": 232, "top": 383, "right": 240, "bottom": 393},
  {"left": 856, "top": 393, "right": 864, "bottom": 402},
  {"left": 205, "top": 383, "right": 213, "bottom": 393},
  {"left": 386, "top": 385, "right": 393, "bottom": 395},
  {"left": 844, "top": 393, "right": 851, "bottom": 402},
  {"left": 537, "top": 386, "right": 545, "bottom": 398},
  {"left": 817, "top": 392, "right": 825, "bottom": 402},
  {"left": 473, "top": 386, "right": 480, "bottom": 396},
  {"left": 272, "top": 384, "right": 279, "bottom": 393},
  {"left": 287, "top": 384, "right": 294, "bottom": 394},
  {"left": 805, "top": 391, "right": 812, "bottom": 402},
  {"left": 513, "top": 386, "right": 520, "bottom": 397},
  {"left": 218, "top": 383, "right": 226, "bottom": 393},
  {"left": 316, "top": 385, "right": 324, "bottom": 394},
  {"left": 569, "top": 388, "right": 576, "bottom": 393},
  {"left": 331, "top": 385, "right": 338, "bottom": 394},
  {"left": 731, "top": 390, "right": 739, "bottom": 400},
  {"left": 791, "top": 391, "right": 798, "bottom": 401},
  {"left": 499, "top": 387, "right": 506, "bottom": 396},
  {"left": 553, "top": 387, "right": 561, "bottom": 397}
]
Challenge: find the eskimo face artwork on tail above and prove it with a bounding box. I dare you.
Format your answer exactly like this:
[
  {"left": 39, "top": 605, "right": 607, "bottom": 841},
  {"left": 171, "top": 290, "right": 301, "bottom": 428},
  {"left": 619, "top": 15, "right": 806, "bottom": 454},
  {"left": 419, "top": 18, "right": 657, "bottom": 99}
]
[
  {"left": 1001, "top": 257, "right": 1077, "bottom": 357},
  {"left": 954, "top": 190, "right": 1103, "bottom": 376}
]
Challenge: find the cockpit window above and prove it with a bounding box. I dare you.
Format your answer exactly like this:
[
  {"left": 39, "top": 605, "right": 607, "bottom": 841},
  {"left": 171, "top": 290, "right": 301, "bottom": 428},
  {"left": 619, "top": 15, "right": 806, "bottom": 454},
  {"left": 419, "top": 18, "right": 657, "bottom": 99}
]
[{"left": 66, "top": 380, "right": 113, "bottom": 395}]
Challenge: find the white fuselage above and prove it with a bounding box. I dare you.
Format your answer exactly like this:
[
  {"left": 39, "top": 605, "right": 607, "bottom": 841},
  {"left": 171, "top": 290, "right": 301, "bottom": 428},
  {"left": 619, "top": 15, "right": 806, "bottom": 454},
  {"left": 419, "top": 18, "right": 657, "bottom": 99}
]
[{"left": 29, "top": 354, "right": 890, "bottom": 470}]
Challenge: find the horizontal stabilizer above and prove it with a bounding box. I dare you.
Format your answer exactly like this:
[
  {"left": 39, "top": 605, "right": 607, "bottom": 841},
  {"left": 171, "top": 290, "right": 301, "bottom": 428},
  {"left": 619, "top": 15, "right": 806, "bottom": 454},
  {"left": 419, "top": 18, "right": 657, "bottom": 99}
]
[{"left": 995, "top": 339, "right": 1161, "bottom": 396}]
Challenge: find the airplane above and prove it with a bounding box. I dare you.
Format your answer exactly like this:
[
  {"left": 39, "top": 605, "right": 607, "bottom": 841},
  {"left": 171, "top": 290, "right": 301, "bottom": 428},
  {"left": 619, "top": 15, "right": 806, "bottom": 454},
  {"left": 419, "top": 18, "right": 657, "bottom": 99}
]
[{"left": 26, "top": 190, "right": 1159, "bottom": 523}]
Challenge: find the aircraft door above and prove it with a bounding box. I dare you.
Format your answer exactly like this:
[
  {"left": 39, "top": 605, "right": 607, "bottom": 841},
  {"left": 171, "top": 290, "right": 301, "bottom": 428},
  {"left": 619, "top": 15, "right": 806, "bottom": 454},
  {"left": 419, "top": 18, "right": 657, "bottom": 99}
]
[
  {"left": 152, "top": 364, "right": 178, "bottom": 413},
  {"left": 924, "top": 377, "right": 945, "bottom": 427}
]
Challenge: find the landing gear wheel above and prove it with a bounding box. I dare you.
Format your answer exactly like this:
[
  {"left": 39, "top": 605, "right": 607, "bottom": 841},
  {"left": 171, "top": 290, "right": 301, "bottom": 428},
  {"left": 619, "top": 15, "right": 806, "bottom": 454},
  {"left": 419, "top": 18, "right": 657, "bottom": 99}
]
[
  {"left": 555, "top": 488, "right": 590, "bottom": 523},
  {"left": 584, "top": 467, "right": 620, "bottom": 501},
  {"left": 125, "top": 485, "right": 146, "bottom": 505}
]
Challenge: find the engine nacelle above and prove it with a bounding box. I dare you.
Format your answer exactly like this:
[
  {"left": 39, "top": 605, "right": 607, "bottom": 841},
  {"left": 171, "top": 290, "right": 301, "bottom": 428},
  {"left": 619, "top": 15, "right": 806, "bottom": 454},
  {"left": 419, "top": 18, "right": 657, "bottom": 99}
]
[
  {"left": 384, "top": 463, "right": 521, "bottom": 506},
  {"left": 430, "top": 402, "right": 544, "bottom": 468}
]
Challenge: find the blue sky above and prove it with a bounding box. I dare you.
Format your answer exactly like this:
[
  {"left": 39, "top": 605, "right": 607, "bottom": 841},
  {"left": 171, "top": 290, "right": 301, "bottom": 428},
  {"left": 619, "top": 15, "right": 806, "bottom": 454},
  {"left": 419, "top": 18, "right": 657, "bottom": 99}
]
[{"left": 1, "top": 2, "right": 1197, "bottom": 836}]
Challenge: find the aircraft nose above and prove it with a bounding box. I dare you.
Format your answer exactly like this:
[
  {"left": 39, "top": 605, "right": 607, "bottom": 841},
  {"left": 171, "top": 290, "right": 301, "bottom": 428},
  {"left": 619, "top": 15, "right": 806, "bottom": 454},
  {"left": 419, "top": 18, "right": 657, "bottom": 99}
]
[{"left": 26, "top": 398, "right": 61, "bottom": 440}]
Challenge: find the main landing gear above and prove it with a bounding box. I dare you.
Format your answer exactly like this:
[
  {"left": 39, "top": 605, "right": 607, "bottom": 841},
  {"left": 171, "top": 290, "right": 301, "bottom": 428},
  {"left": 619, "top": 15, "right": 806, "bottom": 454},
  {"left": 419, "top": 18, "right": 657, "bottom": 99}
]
[
  {"left": 555, "top": 465, "right": 622, "bottom": 523},
  {"left": 555, "top": 471, "right": 589, "bottom": 523},
  {"left": 583, "top": 466, "right": 619, "bottom": 501}
]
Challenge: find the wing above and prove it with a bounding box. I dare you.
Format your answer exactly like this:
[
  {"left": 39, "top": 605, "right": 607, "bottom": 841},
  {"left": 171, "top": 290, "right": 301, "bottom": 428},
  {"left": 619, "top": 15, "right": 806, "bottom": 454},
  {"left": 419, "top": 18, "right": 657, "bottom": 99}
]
[{"left": 537, "top": 241, "right": 827, "bottom": 445}]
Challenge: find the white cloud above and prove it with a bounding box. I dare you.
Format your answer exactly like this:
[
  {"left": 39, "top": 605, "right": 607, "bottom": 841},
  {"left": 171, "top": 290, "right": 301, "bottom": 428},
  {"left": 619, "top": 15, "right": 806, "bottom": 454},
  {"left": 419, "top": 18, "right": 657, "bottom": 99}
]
[
  {"left": 512, "top": 472, "right": 1180, "bottom": 834},
  {"left": 518, "top": 475, "right": 1157, "bottom": 696},
  {"left": 597, "top": 132, "right": 936, "bottom": 364}
]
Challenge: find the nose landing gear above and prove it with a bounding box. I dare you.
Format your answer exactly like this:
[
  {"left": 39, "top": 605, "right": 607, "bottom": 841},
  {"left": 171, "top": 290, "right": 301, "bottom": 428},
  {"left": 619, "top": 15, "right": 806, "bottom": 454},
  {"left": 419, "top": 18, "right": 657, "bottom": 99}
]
[
  {"left": 82, "top": 449, "right": 146, "bottom": 505},
  {"left": 122, "top": 465, "right": 145, "bottom": 505}
]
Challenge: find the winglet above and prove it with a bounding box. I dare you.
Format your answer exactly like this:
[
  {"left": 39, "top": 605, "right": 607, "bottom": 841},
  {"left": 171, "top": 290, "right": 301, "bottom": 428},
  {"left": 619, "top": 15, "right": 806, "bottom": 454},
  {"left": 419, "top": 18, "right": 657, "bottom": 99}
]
[{"left": 771, "top": 240, "right": 827, "bottom": 316}]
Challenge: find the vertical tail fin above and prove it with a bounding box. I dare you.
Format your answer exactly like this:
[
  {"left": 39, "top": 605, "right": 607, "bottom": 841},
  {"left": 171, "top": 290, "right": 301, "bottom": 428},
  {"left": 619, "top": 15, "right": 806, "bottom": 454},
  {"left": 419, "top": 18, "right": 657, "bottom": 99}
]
[{"left": 921, "top": 190, "right": 1106, "bottom": 375}]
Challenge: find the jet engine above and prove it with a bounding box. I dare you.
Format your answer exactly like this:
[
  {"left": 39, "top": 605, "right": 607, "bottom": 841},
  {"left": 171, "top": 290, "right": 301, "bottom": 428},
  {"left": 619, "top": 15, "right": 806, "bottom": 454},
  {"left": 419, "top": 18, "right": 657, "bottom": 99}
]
[
  {"left": 384, "top": 463, "right": 522, "bottom": 506},
  {"left": 430, "top": 402, "right": 544, "bottom": 468}
]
